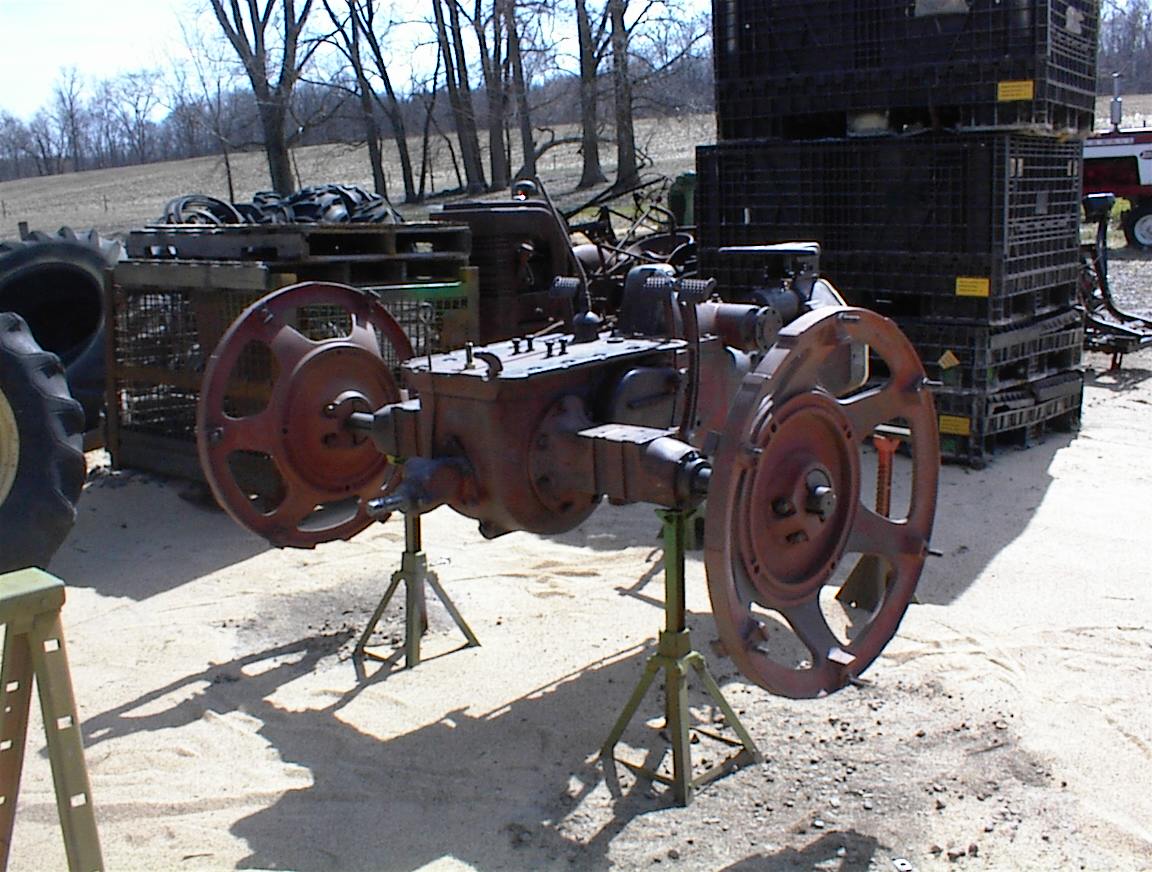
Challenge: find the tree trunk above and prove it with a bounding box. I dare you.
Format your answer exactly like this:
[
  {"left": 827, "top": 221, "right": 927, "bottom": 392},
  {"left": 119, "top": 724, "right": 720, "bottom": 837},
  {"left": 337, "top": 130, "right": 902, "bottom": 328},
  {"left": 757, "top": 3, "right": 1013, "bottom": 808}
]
[
  {"left": 432, "top": 0, "right": 487, "bottom": 193},
  {"left": 208, "top": 0, "right": 311, "bottom": 195},
  {"left": 446, "top": 0, "right": 489, "bottom": 191},
  {"left": 608, "top": 0, "right": 639, "bottom": 190},
  {"left": 506, "top": 0, "right": 536, "bottom": 179},
  {"left": 346, "top": 5, "right": 387, "bottom": 195},
  {"left": 351, "top": 0, "right": 418, "bottom": 202},
  {"left": 575, "top": 0, "right": 607, "bottom": 188},
  {"left": 258, "top": 98, "right": 296, "bottom": 194},
  {"left": 473, "top": 0, "right": 509, "bottom": 190}
]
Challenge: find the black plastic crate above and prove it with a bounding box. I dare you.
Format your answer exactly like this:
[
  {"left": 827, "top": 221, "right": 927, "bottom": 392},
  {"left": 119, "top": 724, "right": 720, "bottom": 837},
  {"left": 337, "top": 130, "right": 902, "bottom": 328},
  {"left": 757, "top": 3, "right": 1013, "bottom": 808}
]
[
  {"left": 713, "top": 0, "right": 1097, "bottom": 79},
  {"left": 712, "top": 0, "right": 1098, "bottom": 136},
  {"left": 698, "top": 244, "right": 1079, "bottom": 323},
  {"left": 696, "top": 135, "right": 1082, "bottom": 256},
  {"left": 695, "top": 134, "right": 1082, "bottom": 322},
  {"left": 824, "top": 255, "right": 1080, "bottom": 325},
  {"left": 716, "top": 64, "right": 1095, "bottom": 139},
  {"left": 897, "top": 308, "right": 1083, "bottom": 391},
  {"left": 933, "top": 370, "right": 1083, "bottom": 466}
]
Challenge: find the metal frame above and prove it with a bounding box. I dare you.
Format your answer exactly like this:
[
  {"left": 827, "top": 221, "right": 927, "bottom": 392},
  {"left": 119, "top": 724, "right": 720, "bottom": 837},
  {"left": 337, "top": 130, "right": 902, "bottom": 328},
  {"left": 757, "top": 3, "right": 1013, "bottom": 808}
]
[
  {"left": 601, "top": 508, "right": 761, "bottom": 806},
  {"left": 353, "top": 514, "right": 480, "bottom": 669},
  {"left": 0, "top": 569, "right": 102, "bottom": 872}
]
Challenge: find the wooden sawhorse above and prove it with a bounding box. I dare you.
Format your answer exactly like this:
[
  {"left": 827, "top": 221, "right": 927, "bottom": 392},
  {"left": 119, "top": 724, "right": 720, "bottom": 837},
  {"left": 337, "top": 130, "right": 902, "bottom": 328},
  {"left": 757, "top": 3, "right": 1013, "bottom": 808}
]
[{"left": 0, "top": 569, "right": 102, "bottom": 871}]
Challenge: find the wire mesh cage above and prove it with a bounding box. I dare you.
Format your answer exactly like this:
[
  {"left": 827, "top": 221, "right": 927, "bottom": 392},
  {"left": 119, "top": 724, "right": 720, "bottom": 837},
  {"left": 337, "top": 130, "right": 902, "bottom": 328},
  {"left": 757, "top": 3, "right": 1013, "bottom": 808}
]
[{"left": 107, "top": 260, "right": 478, "bottom": 479}]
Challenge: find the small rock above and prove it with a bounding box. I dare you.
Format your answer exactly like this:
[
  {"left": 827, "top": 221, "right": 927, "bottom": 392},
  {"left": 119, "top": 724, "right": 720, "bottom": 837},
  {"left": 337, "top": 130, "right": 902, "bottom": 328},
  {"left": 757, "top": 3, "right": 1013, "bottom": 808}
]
[
  {"left": 930, "top": 844, "right": 944, "bottom": 855},
  {"left": 936, "top": 799, "right": 946, "bottom": 811},
  {"left": 667, "top": 848, "right": 681, "bottom": 860},
  {"left": 812, "top": 819, "right": 825, "bottom": 829},
  {"left": 968, "top": 843, "right": 979, "bottom": 857},
  {"left": 947, "top": 848, "right": 966, "bottom": 861}
]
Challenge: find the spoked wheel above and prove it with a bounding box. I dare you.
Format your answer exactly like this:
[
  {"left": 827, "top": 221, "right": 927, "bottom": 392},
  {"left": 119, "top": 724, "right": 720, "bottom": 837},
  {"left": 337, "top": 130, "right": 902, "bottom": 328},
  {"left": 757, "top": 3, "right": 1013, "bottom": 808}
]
[
  {"left": 197, "top": 282, "right": 413, "bottom": 548},
  {"left": 705, "top": 307, "right": 939, "bottom": 698}
]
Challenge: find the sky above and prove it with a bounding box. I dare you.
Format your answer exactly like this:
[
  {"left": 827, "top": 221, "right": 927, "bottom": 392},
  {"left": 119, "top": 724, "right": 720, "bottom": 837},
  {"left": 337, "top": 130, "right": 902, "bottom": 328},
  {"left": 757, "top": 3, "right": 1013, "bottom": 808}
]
[
  {"left": 0, "top": 0, "right": 709, "bottom": 122},
  {"left": 0, "top": 0, "right": 201, "bottom": 119}
]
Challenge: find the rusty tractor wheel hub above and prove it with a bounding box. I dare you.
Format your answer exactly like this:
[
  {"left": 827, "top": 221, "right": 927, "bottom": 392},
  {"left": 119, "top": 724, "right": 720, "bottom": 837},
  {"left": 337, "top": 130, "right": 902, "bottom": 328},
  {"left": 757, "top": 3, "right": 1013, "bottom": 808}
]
[
  {"left": 197, "top": 282, "right": 413, "bottom": 548},
  {"left": 705, "top": 307, "right": 939, "bottom": 699}
]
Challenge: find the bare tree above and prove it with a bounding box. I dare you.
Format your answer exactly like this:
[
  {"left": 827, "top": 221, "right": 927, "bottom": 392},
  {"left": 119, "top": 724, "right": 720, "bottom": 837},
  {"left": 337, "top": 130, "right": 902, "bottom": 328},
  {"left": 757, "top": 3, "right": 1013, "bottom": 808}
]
[
  {"left": 1099, "top": 0, "right": 1152, "bottom": 92},
  {"left": 114, "top": 70, "right": 163, "bottom": 164},
  {"left": 505, "top": 0, "right": 537, "bottom": 179},
  {"left": 463, "top": 0, "right": 510, "bottom": 190},
  {"left": 53, "top": 68, "right": 87, "bottom": 173},
  {"left": 574, "top": 0, "right": 608, "bottom": 187},
  {"left": 432, "top": 0, "right": 487, "bottom": 192},
  {"left": 208, "top": 0, "right": 317, "bottom": 193},
  {"left": 27, "top": 111, "right": 63, "bottom": 176},
  {"left": 607, "top": 0, "right": 639, "bottom": 189},
  {"left": 0, "top": 113, "right": 32, "bottom": 180},
  {"left": 170, "top": 30, "right": 251, "bottom": 202},
  {"left": 326, "top": 0, "right": 419, "bottom": 202}
]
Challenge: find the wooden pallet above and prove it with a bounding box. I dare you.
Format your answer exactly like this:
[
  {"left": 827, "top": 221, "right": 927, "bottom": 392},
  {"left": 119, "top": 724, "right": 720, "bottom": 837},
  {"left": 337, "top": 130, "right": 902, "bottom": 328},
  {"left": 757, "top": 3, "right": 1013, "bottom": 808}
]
[{"left": 126, "top": 221, "right": 471, "bottom": 267}]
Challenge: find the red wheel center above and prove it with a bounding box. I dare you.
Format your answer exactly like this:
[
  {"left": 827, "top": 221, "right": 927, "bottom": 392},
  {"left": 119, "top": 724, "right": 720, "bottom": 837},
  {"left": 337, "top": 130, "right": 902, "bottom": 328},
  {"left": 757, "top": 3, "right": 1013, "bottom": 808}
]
[
  {"left": 738, "top": 392, "right": 860, "bottom": 605},
  {"left": 281, "top": 342, "right": 394, "bottom": 492}
]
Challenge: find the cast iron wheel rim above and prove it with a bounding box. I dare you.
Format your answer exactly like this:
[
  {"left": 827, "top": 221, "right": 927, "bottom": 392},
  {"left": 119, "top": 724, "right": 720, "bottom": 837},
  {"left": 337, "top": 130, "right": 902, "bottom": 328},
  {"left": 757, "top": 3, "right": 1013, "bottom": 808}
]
[
  {"left": 0, "top": 312, "right": 85, "bottom": 573},
  {"left": 197, "top": 282, "right": 414, "bottom": 548},
  {"left": 704, "top": 306, "right": 939, "bottom": 699}
]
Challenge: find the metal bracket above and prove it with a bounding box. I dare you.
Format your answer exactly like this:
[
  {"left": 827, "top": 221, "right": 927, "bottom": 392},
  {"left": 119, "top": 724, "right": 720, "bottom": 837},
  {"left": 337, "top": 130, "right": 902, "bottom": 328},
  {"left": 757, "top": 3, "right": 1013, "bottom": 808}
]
[
  {"left": 0, "top": 569, "right": 103, "bottom": 871},
  {"left": 600, "top": 508, "right": 761, "bottom": 806},
  {"left": 353, "top": 514, "right": 480, "bottom": 670}
]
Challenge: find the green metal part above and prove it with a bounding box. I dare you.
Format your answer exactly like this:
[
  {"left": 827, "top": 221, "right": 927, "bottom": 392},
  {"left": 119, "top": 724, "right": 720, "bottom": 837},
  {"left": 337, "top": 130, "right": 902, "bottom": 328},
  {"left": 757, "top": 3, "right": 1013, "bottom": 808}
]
[
  {"left": 601, "top": 509, "right": 761, "bottom": 806},
  {"left": 354, "top": 514, "right": 480, "bottom": 669},
  {"left": 0, "top": 568, "right": 103, "bottom": 872}
]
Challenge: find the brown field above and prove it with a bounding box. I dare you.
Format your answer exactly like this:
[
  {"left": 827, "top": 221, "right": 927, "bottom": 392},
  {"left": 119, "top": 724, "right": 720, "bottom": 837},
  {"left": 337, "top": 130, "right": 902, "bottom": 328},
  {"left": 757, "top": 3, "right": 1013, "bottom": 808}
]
[
  {"left": 2, "top": 97, "right": 1147, "bottom": 242},
  {"left": 0, "top": 113, "right": 716, "bottom": 239}
]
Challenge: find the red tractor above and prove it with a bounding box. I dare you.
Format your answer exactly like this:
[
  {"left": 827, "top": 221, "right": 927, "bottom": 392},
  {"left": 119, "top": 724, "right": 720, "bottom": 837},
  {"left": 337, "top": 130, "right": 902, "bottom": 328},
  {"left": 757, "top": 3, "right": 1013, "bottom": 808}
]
[{"left": 1083, "top": 75, "right": 1152, "bottom": 248}]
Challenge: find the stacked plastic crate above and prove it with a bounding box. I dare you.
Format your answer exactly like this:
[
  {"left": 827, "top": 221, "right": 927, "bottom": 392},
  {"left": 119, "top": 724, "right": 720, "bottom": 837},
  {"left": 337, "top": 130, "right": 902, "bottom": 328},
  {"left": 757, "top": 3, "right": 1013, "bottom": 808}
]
[{"left": 697, "top": 0, "right": 1099, "bottom": 466}]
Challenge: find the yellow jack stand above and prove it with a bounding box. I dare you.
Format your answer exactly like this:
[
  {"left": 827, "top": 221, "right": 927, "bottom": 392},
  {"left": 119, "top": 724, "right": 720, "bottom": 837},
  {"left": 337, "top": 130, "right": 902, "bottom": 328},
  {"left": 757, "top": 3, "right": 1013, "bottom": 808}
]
[
  {"left": 601, "top": 508, "right": 761, "bottom": 806},
  {"left": 353, "top": 514, "right": 480, "bottom": 669},
  {"left": 0, "top": 569, "right": 102, "bottom": 871}
]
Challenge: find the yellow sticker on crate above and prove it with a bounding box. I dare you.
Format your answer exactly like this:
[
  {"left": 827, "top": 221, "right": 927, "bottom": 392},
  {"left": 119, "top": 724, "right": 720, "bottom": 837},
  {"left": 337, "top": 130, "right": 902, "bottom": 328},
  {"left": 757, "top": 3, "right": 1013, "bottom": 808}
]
[
  {"left": 939, "top": 415, "right": 972, "bottom": 437},
  {"left": 998, "top": 80, "right": 1035, "bottom": 101},
  {"left": 955, "top": 276, "right": 991, "bottom": 297},
  {"left": 938, "top": 350, "right": 961, "bottom": 369}
]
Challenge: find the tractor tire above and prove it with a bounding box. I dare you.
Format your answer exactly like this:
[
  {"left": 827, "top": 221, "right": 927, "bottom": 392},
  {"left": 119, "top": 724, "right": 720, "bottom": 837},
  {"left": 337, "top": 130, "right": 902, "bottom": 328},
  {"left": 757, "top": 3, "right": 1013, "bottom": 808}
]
[
  {"left": 1122, "top": 201, "right": 1152, "bottom": 249},
  {"left": 0, "top": 312, "right": 86, "bottom": 573},
  {"left": 0, "top": 229, "right": 121, "bottom": 432}
]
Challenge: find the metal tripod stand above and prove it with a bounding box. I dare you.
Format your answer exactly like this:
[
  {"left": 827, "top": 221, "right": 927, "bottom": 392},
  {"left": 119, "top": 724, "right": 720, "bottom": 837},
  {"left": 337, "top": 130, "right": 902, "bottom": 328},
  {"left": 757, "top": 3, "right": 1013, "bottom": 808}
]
[
  {"left": 601, "top": 508, "right": 761, "bottom": 805},
  {"left": 354, "top": 514, "right": 479, "bottom": 669}
]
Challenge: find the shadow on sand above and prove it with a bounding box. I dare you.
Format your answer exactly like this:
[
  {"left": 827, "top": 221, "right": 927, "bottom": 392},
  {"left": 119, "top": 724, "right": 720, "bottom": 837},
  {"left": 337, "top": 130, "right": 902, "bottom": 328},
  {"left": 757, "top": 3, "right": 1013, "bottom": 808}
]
[{"left": 50, "top": 467, "right": 268, "bottom": 599}]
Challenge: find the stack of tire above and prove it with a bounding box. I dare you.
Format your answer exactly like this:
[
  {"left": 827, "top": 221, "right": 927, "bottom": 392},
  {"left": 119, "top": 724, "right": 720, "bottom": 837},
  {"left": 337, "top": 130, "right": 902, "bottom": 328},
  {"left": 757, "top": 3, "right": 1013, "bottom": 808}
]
[{"left": 0, "top": 229, "right": 121, "bottom": 573}]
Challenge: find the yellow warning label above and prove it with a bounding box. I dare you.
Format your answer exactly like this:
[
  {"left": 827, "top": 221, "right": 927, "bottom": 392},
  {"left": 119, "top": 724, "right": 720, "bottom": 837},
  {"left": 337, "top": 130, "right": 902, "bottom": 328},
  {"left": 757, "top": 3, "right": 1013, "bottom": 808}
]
[
  {"left": 955, "top": 276, "right": 991, "bottom": 298},
  {"left": 938, "top": 350, "right": 961, "bottom": 369},
  {"left": 939, "top": 415, "right": 972, "bottom": 437},
  {"left": 998, "top": 80, "right": 1035, "bottom": 101}
]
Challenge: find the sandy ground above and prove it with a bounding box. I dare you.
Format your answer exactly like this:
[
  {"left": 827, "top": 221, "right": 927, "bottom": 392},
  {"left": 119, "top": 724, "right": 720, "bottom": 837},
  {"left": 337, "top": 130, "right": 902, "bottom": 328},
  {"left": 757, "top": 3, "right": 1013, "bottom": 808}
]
[{"left": 0, "top": 335, "right": 1146, "bottom": 872}]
